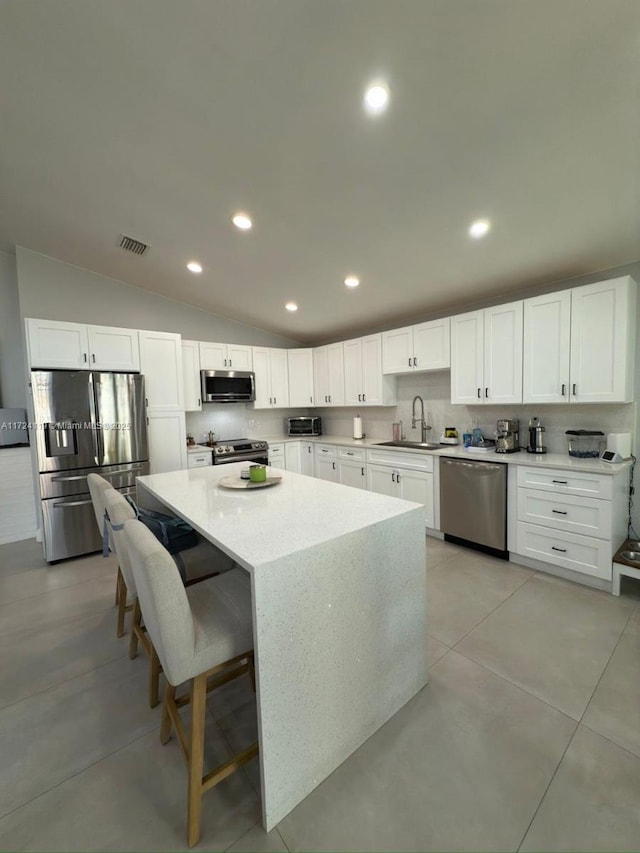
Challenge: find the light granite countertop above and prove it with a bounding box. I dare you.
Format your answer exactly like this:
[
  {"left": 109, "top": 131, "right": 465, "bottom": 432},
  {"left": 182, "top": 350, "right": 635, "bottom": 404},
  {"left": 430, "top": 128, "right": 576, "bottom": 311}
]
[
  {"left": 137, "top": 461, "right": 421, "bottom": 571},
  {"left": 260, "top": 434, "right": 631, "bottom": 475}
]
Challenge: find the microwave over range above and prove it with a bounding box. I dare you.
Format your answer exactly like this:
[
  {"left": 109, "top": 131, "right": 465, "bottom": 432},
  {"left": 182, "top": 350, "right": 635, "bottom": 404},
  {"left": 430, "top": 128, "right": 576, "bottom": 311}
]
[
  {"left": 287, "top": 416, "right": 322, "bottom": 436},
  {"left": 200, "top": 370, "right": 255, "bottom": 403}
]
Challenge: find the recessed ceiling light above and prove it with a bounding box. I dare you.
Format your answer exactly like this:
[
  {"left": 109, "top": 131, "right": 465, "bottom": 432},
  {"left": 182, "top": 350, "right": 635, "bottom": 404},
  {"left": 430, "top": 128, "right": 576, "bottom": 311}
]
[
  {"left": 285, "top": 302, "right": 298, "bottom": 312},
  {"left": 364, "top": 82, "right": 390, "bottom": 114},
  {"left": 344, "top": 276, "right": 360, "bottom": 288},
  {"left": 232, "top": 213, "right": 252, "bottom": 231},
  {"left": 469, "top": 219, "right": 491, "bottom": 238},
  {"left": 186, "top": 261, "right": 203, "bottom": 273}
]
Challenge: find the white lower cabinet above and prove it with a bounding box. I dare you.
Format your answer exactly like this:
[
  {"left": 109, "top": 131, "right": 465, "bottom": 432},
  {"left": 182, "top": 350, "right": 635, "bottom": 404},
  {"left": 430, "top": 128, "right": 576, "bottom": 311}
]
[
  {"left": 337, "top": 447, "right": 367, "bottom": 490},
  {"left": 513, "top": 465, "right": 627, "bottom": 583},
  {"left": 366, "top": 448, "right": 435, "bottom": 527},
  {"left": 147, "top": 412, "right": 187, "bottom": 474},
  {"left": 300, "top": 442, "right": 315, "bottom": 476},
  {"left": 268, "top": 442, "right": 285, "bottom": 469},
  {"left": 285, "top": 441, "right": 316, "bottom": 475},
  {"left": 284, "top": 442, "right": 301, "bottom": 473},
  {"left": 187, "top": 450, "right": 212, "bottom": 469},
  {"left": 314, "top": 444, "right": 338, "bottom": 482}
]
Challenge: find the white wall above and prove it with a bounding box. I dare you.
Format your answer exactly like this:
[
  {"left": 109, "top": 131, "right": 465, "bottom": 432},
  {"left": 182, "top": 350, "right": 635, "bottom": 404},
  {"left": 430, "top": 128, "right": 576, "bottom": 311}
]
[
  {"left": 0, "top": 251, "right": 27, "bottom": 408},
  {"left": 16, "top": 247, "right": 298, "bottom": 347}
]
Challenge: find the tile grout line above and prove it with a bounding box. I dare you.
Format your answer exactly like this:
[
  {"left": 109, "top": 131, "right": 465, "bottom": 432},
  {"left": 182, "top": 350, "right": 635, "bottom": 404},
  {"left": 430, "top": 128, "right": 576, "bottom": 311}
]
[
  {"left": 438, "top": 567, "right": 537, "bottom": 649},
  {"left": 0, "top": 563, "right": 118, "bottom": 605},
  {"left": 0, "top": 723, "right": 158, "bottom": 824},
  {"left": 0, "top": 648, "right": 132, "bottom": 713},
  {"left": 578, "top": 605, "right": 636, "bottom": 726},
  {"left": 515, "top": 721, "right": 580, "bottom": 853},
  {"left": 514, "top": 597, "right": 636, "bottom": 851},
  {"left": 443, "top": 646, "right": 580, "bottom": 723}
]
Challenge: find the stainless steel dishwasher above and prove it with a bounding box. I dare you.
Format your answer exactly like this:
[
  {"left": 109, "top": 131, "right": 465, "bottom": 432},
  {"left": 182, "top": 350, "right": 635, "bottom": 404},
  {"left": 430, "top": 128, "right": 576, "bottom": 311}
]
[{"left": 440, "top": 457, "right": 508, "bottom": 557}]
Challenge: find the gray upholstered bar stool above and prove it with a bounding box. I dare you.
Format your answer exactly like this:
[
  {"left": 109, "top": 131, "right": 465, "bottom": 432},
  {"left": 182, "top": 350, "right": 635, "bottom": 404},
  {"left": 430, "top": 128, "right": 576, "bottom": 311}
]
[
  {"left": 124, "top": 518, "right": 258, "bottom": 848},
  {"left": 87, "top": 472, "right": 131, "bottom": 636}
]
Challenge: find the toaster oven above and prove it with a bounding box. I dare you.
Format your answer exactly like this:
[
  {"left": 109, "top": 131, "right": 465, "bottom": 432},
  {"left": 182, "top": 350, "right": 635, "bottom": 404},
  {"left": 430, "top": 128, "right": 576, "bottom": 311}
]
[{"left": 286, "top": 416, "right": 322, "bottom": 436}]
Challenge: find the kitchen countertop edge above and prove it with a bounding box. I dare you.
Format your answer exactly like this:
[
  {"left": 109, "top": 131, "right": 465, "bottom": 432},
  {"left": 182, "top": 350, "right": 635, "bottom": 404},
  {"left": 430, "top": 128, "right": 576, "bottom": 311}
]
[{"left": 259, "top": 435, "right": 631, "bottom": 475}]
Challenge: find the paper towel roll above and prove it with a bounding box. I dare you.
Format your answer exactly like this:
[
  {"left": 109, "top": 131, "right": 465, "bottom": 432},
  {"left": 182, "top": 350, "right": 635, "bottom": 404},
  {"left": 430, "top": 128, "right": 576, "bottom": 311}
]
[{"left": 353, "top": 415, "right": 363, "bottom": 439}]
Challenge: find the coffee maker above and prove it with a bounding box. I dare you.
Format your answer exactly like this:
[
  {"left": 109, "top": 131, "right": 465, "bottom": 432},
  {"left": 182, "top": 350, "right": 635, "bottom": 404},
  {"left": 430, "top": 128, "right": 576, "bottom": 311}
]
[
  {"left": 527, "top": 416, "right": 547, "bottom": 454},
  {"left": 496, "top": 419, "right": 520, "bottom": 453}
]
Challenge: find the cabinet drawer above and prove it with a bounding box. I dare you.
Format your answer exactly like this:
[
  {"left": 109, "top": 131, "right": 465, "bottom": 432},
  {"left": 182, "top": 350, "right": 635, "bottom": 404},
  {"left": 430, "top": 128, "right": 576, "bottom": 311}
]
[
  {"left": 187, "top": 452, "right": 212, "bottom": 468},
  {"left": 517, "top": 488, "right": 612, "bottom": 540},
  {"left": 516, "top": 467, "right": 612, "bottom": 500},
  {"left": 269, "top": 443, "right": 284, "bottom": 459},
  {"left": 366, "top": 448, "right": 434, "bottom": 472},
  {"left": 338, "top": 446, "right": 366, "bottom": 462},
  {"left": 516, "top": 522, "right": 612, "bottom": 581},
  {"left": 315, "top": 444, "right": 337, "bottom": 458}
]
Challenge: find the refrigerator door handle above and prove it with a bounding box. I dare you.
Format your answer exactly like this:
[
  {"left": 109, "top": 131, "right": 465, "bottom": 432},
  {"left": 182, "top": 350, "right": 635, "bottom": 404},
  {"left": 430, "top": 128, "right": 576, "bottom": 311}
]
[{"left": 88, "top": 373, "right": 104, "bottom": 466}]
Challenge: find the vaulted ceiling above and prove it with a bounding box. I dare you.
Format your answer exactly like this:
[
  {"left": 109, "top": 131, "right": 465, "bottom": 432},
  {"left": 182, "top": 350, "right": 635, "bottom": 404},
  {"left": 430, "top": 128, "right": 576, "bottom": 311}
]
[{"left": 1, "top": 0, "right": 638, "bottom": 342}]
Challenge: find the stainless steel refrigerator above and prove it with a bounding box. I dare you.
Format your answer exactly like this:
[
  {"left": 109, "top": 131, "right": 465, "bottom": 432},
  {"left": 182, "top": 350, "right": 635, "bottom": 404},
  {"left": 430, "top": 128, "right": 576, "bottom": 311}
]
[{"left": 31, "top": 370, "right": 149, "bottom": 562}]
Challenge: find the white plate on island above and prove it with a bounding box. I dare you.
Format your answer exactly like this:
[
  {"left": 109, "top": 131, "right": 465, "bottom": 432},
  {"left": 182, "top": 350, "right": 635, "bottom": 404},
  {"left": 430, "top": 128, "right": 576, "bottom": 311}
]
[{"left": 219, "top": 474, "right": 283, "bottom": 490}]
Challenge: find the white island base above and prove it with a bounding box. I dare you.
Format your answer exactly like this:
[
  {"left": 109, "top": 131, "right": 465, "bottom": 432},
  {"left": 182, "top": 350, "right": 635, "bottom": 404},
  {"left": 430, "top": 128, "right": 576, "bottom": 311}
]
[{"left": 136, "top": 464, "right": 428, "bottom": 831}]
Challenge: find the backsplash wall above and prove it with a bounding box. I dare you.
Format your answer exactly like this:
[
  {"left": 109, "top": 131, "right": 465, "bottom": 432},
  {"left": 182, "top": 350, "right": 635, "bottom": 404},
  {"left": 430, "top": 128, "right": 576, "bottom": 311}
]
[
  {"left": 185, "top": 405, "right": 310, "bottom": 443},
  {"left": 314, "top": 372, "right": 637, "bottom": 454}
]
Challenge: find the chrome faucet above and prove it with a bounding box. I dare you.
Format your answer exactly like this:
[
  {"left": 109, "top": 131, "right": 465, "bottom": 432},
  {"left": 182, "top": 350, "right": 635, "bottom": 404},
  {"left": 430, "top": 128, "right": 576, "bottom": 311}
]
[{"left": 411, "top": 395, "right": 431, "bottom": 443}]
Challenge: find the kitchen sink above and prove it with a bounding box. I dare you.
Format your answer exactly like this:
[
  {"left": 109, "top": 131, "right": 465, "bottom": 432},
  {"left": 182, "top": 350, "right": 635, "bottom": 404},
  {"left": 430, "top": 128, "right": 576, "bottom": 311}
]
[{"left": 375, "top": 440, "right": 442, "bottom": 450}]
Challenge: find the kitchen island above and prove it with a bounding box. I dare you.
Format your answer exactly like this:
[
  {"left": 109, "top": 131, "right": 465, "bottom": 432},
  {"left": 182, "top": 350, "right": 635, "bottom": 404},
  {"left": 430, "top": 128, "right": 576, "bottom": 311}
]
[{"left": 136, "top": 463, "right": 428, "bottom": 831}]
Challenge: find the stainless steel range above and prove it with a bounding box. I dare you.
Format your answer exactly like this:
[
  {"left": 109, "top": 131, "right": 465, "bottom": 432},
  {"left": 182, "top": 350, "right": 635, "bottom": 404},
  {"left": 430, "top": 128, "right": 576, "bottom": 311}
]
[{"left": 212, "top": 438, "right": 269, "bottom": 466}]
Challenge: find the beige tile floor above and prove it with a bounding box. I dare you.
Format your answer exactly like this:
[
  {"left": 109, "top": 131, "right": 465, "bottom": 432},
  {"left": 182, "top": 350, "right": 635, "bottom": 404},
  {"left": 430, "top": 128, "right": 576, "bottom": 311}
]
[{"left": 0, "top": 536, "right": 639, "bottom": 852}]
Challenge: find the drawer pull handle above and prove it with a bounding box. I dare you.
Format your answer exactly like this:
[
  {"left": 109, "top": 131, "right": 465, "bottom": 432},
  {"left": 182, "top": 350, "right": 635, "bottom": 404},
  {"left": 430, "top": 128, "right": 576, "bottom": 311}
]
[
  {"left": 551, "top": 546, "right": 567, "bottom": 553},
  {"left": 561, "top": 384, "right": 566, "bottom": 396},
  {"left": 477, "top": 387, "right": 481, "bottom": 399},
  {"left": 346, "top": 452, "right": 354, "bottom": 456},
  {"left": 572, "top": 383, "right": 577, "bottom": 395},
  {"left": 552, "top": 509, "right": 568, "bottom": 515},
  {"left": 552, "top": 480, "right": 568, "bottom": 485},
  {"left": 361, "top": 467, "right": 365, "bottom": 476}
]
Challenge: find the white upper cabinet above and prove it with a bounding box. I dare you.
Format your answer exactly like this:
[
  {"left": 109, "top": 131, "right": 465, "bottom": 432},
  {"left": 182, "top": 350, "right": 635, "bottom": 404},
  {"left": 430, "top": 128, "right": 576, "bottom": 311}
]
[
  {"left": 181, "top": 340, "right": 202, "bottom": 412},
  {"left": 139, "top": 330, "right": 184, "bottom": 412},
  {"left": 569, "top": 277, "right": 636, "bottom": 403},
  {"left": 87, "top": 325, "right": 140, "bottom": 371},
  {"left": 483, "top": 301, "right": 523, "bottom": 405},
  {"left": 26, "top": 319, "right": 89, "bottom": 369},
  {"left": 344, "top": 334, "right": 396, "bottom": 406},
  {"left": 26, "top": 319, "right": 139, "bottom": 371},
  {"left": 523, "top": 291, "right": 571, "bottom": 404},
  {"left": 199, "top": 341, "right": 252, "bottom": 371},
  {"left": 313, "top": 342, "right": 345, "bottom": 406},
  {"left": 382, "top": 318, "right": 450, "bottom": 374},
  {"left": 287, "top": 349, "right": 315, "bottom": 407},
  {"left": 523, "top": 277, "right": 637, "bottom": 405},
  {"left": 252, "top": 347, "right": 289, "bottom": 408},
  {"left": 450, "top": 304, "right": 523, "bottom": 405},
  {"left": 450, "top": 311, "right": 484, "bottom": 404}
]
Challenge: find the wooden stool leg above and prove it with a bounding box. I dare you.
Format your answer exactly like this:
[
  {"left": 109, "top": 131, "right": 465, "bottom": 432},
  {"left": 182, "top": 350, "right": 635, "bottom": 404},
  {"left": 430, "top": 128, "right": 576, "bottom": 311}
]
[
  {"left": 149, "top": 646, "right": 161, "bottom": 709},
  {"left": 114, "top": 566, "right": 121, "bottom": 606},
  {"left": 116, "top": 574, "right": 128, "bottom": 638},
  {"left": 129, "top": 598, "right": 142, "bottom": 659},
  {"left": 187, "top": 673, "right": 207, "bottom": 848},
  {"left": 161, "top": 681, "right": 176, "bottom": 744}
]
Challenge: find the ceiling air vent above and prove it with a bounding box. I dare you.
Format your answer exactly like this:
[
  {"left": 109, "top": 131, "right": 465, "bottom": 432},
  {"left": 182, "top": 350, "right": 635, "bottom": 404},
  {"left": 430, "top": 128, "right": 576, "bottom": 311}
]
[{"left": 118, "top": 234, "right": 149, "bottom": 256}]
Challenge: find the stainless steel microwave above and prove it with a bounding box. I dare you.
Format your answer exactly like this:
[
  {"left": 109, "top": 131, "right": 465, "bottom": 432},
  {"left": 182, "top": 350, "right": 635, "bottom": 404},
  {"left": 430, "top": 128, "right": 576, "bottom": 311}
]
[
  {"left": 200, "top": 370, "right": 255, "bottom": 403},
  {"left": 286, "top": 416, "right": 322, "bottom": 436}
]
